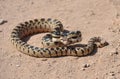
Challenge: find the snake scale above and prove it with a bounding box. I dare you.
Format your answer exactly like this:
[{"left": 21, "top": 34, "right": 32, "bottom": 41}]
[{"left": 11, "top": 18, "right": 108, "bottom": 58}]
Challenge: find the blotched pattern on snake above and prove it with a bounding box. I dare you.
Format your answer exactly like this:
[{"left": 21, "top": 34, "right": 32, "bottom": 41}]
[{"left": 11, "top": 18, "right": 108, "bottom": 58}]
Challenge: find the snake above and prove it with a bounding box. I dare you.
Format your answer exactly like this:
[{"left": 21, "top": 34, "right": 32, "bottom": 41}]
[{"left": 11, "top": 18, "right": 108, "bottom": 58}]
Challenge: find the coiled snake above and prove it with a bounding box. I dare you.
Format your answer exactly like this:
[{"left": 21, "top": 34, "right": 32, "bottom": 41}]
[{"left": 11, "top": 18, "right": 108, "bottom": 58}]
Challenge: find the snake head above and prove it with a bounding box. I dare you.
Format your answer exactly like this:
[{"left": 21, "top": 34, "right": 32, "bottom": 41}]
[{"left": 60, "top": 30, "right": 82, "bottom": 45}]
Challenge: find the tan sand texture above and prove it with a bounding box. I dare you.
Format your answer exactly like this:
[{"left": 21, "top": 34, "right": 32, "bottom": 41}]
[{"left": 0, "top": 0, "right": 120, "bottom": 79}]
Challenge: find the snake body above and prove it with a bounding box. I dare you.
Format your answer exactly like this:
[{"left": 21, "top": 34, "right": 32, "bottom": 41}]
[{"left": 11, "top": 18, "right": 108, "bottom": 58}]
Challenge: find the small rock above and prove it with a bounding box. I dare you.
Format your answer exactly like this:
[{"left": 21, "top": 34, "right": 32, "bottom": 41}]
[
  {"left": 90, "top": 11, "right": 95, "bottom": 16},
  {"left": 81, "top": 63, "right": 90, "bottom": 70},
  {"left": 106, "top": 73, "right": 108, "bottom": 75},
  {"left": 109, "top": 71, "right": 115, "bottom": 76},
  {"left": 81, "top": 68, "right": 86, "bottom": 71},
  {"left": 117, "top": 71, "right": 120, "bottom": 73},
  {"left": 83, "top": 63, "right": 90, "bottom": 68},
  {"left": 10, "top": 63, "right": 12, "bottom": 66},
  {"left": 114, "top": 51, "right": 118, "bottom": 55},
  {"left": 0, "top": 19, "right": 7, "bottom": 25},
  {"left": 16, "top": 64, "right": 20, "bottom": 67},
  {"left": 41, "top": 58, "right": 48, "bottom": 61},
  {"left": 111, "top": 73, "right": 115, "bottom": 76},
  {"left": 116, "top": 13, "right": 120, "bottom": 18},
  {"left": 87, "top": 10, "right": 95, "bottom": 16},
  {"left": 110, "top": 49, "right": 118, "bottom": 56},
  {"left": 31, "top": 2, "right": 34, "bottom": 4}
]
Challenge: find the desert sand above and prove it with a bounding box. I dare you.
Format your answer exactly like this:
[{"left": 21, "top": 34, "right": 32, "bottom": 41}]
[{"left": 0, "top": 0, "right": 120, "bottom": 79}]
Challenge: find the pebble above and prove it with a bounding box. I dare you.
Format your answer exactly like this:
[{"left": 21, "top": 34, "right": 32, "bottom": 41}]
[
  {"left": 31, "top": 1, "right": 34, "bottom": 4},
  {"left": 41, "top": 58, "right": 48, "bottom": 61},
  {"left": 83, "top": 63, "right": 90, "bottom": 68},
  {"left": 0, "top": 19, "right": 7, "bottom": 25},
  {"left": 116, "top": 13, "right": 120, "bottom": 18},
  {"left": 16, "top": 64, "right": 20, "bottom": 67},
  {"left": 110, "top": 49, "right": 118, "bottom": 56},
  {"left": 81, "top": 63, "right": 90, "bottom": 71},
  {"left": 81, "top": 68, "right": 86, "bottom": 71},
  {"left": 109, "top": 71, "right": 115, "bottom": 76},
  {"left": 89, "top": 11, "right": 95, "bottom": 16}
]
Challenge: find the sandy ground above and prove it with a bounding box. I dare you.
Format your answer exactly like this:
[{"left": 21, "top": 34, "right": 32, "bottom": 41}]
[{"left": 0, "top": 0, "right": 120, "bottom": 79}]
